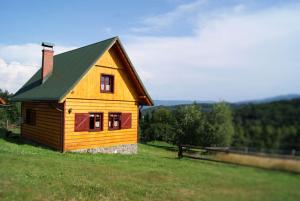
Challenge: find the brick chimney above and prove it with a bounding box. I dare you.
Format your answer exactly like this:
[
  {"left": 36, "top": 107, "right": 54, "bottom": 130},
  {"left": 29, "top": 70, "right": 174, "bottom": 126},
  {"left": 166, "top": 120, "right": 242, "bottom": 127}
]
[{"left": 41, "top": 42, "right": 54, "bottom": 82}]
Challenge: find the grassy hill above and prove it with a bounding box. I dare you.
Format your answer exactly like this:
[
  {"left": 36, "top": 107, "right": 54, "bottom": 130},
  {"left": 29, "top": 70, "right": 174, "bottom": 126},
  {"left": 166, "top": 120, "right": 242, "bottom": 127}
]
[{"left": 0, "top": 130, "right": 300, "bottom": 201}]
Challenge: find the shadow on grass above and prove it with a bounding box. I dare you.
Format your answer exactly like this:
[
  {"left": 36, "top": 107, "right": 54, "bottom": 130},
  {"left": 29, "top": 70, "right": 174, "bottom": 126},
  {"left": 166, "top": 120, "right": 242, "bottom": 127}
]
[
  {"left": 0, "top": 127, "right": 54, "bottom": 151},
  {"left": 145, "top": 142, "right": 178, "bottom": 152},
  {"left": 0, "top": 127, "right": 24, "bottom": 145}
]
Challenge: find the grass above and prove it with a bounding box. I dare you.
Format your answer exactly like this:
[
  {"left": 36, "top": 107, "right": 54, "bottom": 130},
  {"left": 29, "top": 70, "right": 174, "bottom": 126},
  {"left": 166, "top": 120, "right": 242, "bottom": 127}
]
[{"left": 0, "top": 130, "right": 300, "bottom": 201}]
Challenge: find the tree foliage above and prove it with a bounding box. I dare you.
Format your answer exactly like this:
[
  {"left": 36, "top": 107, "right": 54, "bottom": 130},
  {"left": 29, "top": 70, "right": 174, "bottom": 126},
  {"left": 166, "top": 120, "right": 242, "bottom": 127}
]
[
  {"left": 173, "top": 104, "right": 204, "bottom": 146},
  {"left": 204, "top": 102, "right": 234, "bottom": 147},
  {"left": 140, "top": 99, "right": 300, "bottom": 151},
  {"left": 0, "top": 88, "right": 20, "bottom": 128},
  {"left": 140, "top": 102, "right": 234, "bottom": 149},
  {"left": 232, "top": 99, "right": 300, "bottom": 150}
]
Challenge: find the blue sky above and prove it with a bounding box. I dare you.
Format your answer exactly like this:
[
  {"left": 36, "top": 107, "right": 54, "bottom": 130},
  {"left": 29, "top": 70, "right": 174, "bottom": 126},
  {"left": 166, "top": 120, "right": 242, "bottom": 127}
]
[{"left": 0, "top": 0, "right": 300, "bottom": 102}]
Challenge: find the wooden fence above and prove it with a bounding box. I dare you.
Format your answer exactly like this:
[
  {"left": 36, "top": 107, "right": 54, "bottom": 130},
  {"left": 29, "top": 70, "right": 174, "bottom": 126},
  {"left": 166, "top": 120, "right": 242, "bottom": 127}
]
[{"left": 179, "top": 145, "right": 300, "bottom": 173}]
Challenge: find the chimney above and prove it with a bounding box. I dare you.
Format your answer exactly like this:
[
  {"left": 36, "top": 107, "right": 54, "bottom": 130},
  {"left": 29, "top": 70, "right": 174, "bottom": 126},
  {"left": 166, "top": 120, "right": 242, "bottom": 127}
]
[{"left": 41, "top": 42, "right": 54, "bottom": 82}]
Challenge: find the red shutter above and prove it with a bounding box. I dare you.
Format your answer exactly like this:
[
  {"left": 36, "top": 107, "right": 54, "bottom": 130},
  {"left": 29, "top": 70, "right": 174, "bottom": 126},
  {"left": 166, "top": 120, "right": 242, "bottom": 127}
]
[
  {"left": 74, "top": 113, "right": 89, "bottom": 132},
  {"left": 121, "top": 113, "right": 132, "bottom": 129}
]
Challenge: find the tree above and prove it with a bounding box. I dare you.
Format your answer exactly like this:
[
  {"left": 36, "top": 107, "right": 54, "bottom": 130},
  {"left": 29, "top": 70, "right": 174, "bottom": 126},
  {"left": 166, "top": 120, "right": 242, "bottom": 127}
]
[
  {"left": 173, "top": 104, "right": 204, "bottom": 158},
  {"left": 204, "top": 102, "right": 234, "bottom": 147},
  {"left": 139, "top": 108, "right": 175, "bottom": 143},
  {"left": 0, "top": 88, "right": 21, "bottom": 128}
]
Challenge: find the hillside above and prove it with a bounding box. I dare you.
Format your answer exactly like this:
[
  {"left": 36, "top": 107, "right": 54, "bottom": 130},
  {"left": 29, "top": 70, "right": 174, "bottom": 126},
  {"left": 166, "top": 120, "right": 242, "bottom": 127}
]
[{"left": 0, "top": 130, "right": 300, "bottom": 201}]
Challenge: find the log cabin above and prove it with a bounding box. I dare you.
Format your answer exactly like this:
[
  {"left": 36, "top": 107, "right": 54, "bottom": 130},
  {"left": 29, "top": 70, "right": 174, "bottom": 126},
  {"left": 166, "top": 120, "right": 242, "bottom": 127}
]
[
  {"left": 0, "top": 98, "right": 6, "bottom": 105},
  {"left": 11, "top": 37, "right": 153, "bottom": 153}
]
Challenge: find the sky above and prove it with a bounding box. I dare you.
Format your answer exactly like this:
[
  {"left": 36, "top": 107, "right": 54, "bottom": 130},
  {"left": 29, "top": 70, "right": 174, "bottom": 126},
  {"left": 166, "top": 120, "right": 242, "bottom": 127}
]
[{"left": 0, "top": 0, "right": 300, "bottom": 102}]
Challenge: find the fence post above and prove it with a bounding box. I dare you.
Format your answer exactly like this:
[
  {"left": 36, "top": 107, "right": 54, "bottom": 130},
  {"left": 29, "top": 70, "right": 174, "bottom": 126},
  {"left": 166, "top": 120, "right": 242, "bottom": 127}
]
[
  {"left": 291, "top": 149, "right": 295, "bottom": 156},
  {"left": 178, "top": 145, "right": 183, "bottom": 159}
]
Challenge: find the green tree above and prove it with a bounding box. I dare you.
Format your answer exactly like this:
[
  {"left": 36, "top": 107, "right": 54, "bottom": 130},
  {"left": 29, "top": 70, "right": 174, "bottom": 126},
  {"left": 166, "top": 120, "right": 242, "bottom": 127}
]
[
  {"left": 173, "top": 104, "right": 204, "bottom": 158},
  {"left": 139, "top": 108, "right": 175, "bottom": 143},
  {"left": 0, "top": 88, "right": 21, "bottom": 128},
  {"left": 204, "top": 102, "right": 234, "bottom": 147}
]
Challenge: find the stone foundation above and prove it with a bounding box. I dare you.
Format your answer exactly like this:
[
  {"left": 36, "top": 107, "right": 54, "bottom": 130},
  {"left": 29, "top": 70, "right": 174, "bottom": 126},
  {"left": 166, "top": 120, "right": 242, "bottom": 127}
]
[{"left": 69, "top": 144, "right": 137, "bottom": 154}]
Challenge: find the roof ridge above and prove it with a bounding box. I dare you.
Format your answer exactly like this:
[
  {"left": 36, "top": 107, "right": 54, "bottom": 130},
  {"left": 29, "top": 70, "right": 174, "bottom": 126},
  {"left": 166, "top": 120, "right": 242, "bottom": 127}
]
[{"left": 54, "top": 36, "right": 118, "bottom": 57}]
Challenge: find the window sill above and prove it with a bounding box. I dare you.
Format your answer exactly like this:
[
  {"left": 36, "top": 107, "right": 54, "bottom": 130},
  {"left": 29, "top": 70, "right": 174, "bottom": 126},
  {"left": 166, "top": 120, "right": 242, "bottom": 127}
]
[
  {"left": 89, "top": 129, "right": 103, "bottom": 132},
  {"left": 100, "top": 90, "right": 114, "bottom": 94},
  {"left": 108, "top": 128, "right": 121, "bottom": 131}
]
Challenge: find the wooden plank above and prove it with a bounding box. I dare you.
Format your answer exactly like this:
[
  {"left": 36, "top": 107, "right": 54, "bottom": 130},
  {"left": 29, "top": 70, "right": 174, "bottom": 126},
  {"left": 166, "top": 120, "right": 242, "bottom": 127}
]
[
  {"left": 23, "top": 124, "right": 61, "bottom": 133},
  {"left": 22, "top": 133, "right": 61, "bottom": 145},
  {"left": 65, "top": 132, "right": 136, "bottom": 140},
  {"left": 65, "top": 136, "right": 137, "bottom": 144}
]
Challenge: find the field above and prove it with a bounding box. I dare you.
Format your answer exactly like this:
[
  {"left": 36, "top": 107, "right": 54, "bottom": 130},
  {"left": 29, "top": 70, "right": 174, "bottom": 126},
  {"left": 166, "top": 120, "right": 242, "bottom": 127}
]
[{"left": 0, "top": 130, "right": 300, "bottom": 201}]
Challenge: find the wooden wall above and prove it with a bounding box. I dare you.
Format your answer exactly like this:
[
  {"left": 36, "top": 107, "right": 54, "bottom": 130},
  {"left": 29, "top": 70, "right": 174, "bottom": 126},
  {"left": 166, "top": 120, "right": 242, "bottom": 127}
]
[
  {"left": 64, "top": 99, "right": 138, "bottom": 151},
  {"left": 62, "top": 43, "right": 140, "bottom": 151},
  {"left": 21, "top": 102, "right": 63, "bottom": 150}
]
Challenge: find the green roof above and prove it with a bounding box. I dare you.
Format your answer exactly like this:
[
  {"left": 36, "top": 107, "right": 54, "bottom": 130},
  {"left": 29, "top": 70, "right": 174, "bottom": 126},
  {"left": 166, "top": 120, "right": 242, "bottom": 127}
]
[
  {"left": 12, "top": 37, "right": 117, "bottom": 102},
  {"left": 11, "top": 37, "right": 153, "bottom": 106}
]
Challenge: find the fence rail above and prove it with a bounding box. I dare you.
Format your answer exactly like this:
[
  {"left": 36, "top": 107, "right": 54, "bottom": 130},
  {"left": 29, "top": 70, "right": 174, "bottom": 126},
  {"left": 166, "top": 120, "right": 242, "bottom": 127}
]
[
  {"left": 179, "top": 144, "right": 300, "bottom": 173},
  {"left": 180, "top": 145, "right": 300, "bottom": 160}
]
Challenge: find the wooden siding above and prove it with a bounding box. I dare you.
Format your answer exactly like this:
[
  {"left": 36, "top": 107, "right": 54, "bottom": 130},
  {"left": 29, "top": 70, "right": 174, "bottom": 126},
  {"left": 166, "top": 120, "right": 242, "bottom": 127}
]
[
  {"left": 64, "top": 45, "right": 139, "bottom": 102},
  {"left": 21, "top": 102, "right": 63, "bottom": 150},
  {"left": 64, "top": 98, "right": 138, "bottom": 151}
]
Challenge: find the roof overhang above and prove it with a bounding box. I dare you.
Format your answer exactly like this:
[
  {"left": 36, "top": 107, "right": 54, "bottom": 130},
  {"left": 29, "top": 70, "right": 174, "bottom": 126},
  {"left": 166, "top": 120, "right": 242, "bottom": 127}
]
[{"left": 113, "top": 39, "right": 153, "bottom": 106}]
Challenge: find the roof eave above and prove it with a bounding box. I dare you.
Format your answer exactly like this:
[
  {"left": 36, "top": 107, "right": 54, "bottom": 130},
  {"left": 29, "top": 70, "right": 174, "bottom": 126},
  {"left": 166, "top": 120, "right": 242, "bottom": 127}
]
[{"left": 10, "top": 97, "right": 59, "bottom": 102}]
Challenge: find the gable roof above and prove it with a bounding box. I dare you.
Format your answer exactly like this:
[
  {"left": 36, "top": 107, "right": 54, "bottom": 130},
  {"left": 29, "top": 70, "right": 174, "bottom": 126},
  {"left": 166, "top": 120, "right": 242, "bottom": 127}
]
[{"left": 11, "top": 37, "right": 153, "bottom": 106}]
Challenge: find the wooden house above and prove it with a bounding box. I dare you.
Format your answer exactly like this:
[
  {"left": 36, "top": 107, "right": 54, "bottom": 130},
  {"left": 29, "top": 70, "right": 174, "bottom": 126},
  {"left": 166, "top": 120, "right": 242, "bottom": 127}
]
[
  {"left": 11, "top": 37, "right": 153, "bottom": 153},
  {"left": 0, "top": 98, "right": 6, "bottom": 105}
]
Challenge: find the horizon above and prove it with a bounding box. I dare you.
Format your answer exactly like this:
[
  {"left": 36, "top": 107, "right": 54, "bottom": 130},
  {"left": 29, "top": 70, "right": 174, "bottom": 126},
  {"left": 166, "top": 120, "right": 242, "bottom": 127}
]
[
  {"left": 1, "top": 0, "right": 300, "bottom": 102},
  {"left": 153, "top": 93, "right": 300, "bottom": 103}
]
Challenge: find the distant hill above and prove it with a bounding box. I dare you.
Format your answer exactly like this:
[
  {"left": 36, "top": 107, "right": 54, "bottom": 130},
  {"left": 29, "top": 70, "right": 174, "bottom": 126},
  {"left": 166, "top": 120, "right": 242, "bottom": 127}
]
[
  {"left": 236, "top": 94, "right": 300, "bottom": 104},
  {"left": 152, "top": 94, "right": 300, "bottom": 107},
  {"left": 153, "top": 100, "right": 215, "bottom": 107}
]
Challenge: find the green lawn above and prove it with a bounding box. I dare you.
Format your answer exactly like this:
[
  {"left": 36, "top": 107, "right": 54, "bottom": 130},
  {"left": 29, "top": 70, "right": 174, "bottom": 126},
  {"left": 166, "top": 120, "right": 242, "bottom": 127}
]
[{"left": 0, "top": 131, "right": 299, "bottom": 201}]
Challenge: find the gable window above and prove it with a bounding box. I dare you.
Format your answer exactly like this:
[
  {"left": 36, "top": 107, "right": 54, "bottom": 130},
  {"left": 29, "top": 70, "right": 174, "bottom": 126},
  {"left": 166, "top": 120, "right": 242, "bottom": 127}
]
[
  {"left": 25, "top": 109, "right": 36, "bottom": 125},
  {"left": 74, "top": 112, "right": 103, "bottom": 132},
  {"left": 108, "top": 113, "right": 121, "bottom": 130},
  {"left": 100, "top": 74, "right": 114, "bottom": 93}
]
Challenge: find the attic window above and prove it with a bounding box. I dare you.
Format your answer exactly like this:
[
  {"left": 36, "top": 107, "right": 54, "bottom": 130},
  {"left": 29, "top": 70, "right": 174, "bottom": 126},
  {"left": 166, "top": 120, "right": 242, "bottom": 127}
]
[{"left": 100, "top": 74, "right": 114, "bottom": 93}]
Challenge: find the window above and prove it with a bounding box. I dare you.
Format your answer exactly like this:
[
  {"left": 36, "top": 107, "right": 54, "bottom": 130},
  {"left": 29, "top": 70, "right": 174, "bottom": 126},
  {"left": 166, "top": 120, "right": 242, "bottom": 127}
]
[
  {"left": 89, "top": 113, "right": 103, "bottom": 131},
  {"left": 74, "top": 113, "right": 103, "bottom": 132},
  {"left": 108, "top": 113, "right": 121, "bottom": 130},
  {"left": 100, "top": 74, "right": 114, "bottom": 93},
  {"left": 108, "top": 112, "right": 132, "bottom": 130},
  {"left": 25, "top": 109, "right": 36, "bottom": 125}
]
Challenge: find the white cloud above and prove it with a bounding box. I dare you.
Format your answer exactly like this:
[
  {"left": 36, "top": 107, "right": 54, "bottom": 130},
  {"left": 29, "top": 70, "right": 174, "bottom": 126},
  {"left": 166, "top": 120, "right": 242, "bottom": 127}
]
[
  {"left": 1, "top": 1, "right": 300, "bottom": 102},
  {"left": 126, "top": 2, "right": 300, "bottom": 101},
  {"left": 0, "top": 58, "right": 37, "bottom": 93},
  {"left": 131, "top": 0, "right": 206, "bottom": 33},
  {"left": 0, "top": 44, "right": 75, "bottom": 93}
]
